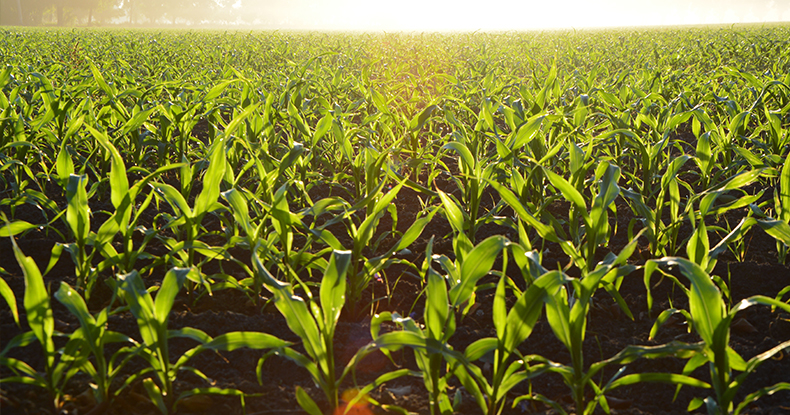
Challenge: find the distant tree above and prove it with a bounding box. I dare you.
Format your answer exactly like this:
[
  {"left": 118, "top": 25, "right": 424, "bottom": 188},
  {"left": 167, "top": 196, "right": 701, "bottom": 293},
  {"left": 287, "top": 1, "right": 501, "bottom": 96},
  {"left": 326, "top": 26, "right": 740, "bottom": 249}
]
[
  {"left": 70, "top": 0, "right": 122, "bottom": 24},
  {"left": 124, "top": 0, "right": 222, "bottom": 25},
  {"left": 75, "top": 0, "right": 99, "bottom": 24},
  {"left": 0, "top": 0, "right": 23, "bottom": 25},
  {"left": 92, "top": 0, "right": 124, "bottom": 24},
  {"left": 1, "top": 0, "right": 52, "bottom": 25},
  {"left": 176, "top": 0, "right": 218, "bottom": 24},
  {"left": 125, "top": 0, "right": 169, "bottom": 24}
]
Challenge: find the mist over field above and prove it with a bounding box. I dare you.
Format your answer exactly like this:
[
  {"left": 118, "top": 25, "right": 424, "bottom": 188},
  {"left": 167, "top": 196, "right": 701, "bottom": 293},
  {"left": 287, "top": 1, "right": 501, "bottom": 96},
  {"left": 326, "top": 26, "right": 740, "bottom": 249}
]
[{"left": 1, "top": 0, "right": 789, "bottom": 30}]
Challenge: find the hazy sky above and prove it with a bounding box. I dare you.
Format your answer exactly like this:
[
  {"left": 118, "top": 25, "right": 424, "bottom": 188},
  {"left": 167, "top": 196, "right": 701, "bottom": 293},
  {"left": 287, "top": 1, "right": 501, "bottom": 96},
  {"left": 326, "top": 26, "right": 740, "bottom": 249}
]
[{"left": 235, "top": 0, "right": 790, "bottom": 31}]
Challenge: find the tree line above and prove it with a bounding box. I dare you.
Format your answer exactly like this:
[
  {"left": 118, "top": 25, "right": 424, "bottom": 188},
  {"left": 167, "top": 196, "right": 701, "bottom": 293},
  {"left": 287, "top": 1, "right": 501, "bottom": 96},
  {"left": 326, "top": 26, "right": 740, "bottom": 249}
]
[{"left": 0, "top": 0, "right": 240, "bottom": 26}]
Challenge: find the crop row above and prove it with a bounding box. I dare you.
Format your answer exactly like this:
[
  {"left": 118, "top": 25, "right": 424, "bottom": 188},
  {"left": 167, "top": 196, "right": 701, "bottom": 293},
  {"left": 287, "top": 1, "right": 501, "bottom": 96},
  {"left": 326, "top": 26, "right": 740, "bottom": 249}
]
[{"left": 1, "top": 26, "right": 790, "bottom": 414}]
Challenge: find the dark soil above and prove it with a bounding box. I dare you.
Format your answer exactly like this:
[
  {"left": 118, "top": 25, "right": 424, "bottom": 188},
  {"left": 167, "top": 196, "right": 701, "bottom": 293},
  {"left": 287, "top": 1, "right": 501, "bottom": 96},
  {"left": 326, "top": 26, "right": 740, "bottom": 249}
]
[{"left": 2, "top": 184, "right": 790, "bottom": 415}]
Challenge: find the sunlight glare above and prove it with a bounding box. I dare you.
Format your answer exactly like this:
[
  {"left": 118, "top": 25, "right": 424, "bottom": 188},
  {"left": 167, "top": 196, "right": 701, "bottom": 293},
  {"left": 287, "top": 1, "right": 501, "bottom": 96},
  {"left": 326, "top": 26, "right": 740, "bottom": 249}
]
[{"left": 241, "top": 0, "right": 790, "bottom": 31}]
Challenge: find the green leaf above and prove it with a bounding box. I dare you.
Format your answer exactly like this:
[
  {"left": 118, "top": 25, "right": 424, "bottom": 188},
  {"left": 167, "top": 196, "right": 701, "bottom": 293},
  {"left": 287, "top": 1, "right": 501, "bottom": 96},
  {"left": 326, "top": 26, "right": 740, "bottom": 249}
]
[
  {"left": 734, "top": 383, "right": 790, "bottom": 415},
  {"left": 12, "top": 240, "right": 54, "bottom": 361},
  {"left": 662, "top": 155, "right": 691, "bottom": 189},
  {"left": 151, "top": 183, "right": 194, "bottom": 219},
  {"left": 649, "top": 308, "right": 686, "bottom": 340},
  {"left": 221, "top": 188, "right": 254, "bottom": 237},
  {"left": 288, "top": 100, "right": 311, "bottom": 137},
  {"left": 463, "top": 337, "right": 497, "bottom": 362},
  {"left": 730, "top": 295, "right": 790, "bottom": 317},
  {"left": 488, "top": 180, "right": 559, "bottom": 242},
  {"left": 511, "top": 114, "right": 544, "bottom": 149},
  {"left": 606, "top": 373, "right": 710, "bottom": 390},
  {"left": 296, "top": 386, "right": 323, "bottom": 415},
  {"left": 370, "top": 88, "right": 389, "bottom": 114},
  {"left": 649, "top": 258, "right": 724, "bottom": 345},
  {"left": 687, "top": 219, "right": 710, "bottom": 269},
  {"left": 543, "top": 168, "right": 587, "bottom": 215},
  {"left": 544, "top": 284, "right": 572, "bottom": 351},
  {"left": 142, "top": 378, "right": 167, "bottom": 415},
  {"left": 314, "top": 113, "right": 334, "bottom": 142},
  {"left": 593, "top": 162, "right": 620, "bottom": 212},
  {"left": 756, "top": 219, "right": 790, "bottom": 247},
  {"left": 727, "top": 111, "right": 750, "bottom": 137},
  {"left": 780, "top": 156, "right": 790, "bottom": 223},
  {"left": 194, "top": 136, "right": 227, "bottom": 218},
  {"left": 503, "top": 270, "right": 568, "bottom": 352},
  {"left": 89, "top": 61, "right": 114, "bottom": 97},
  {"left": 437, "top": 189, "right": 466, "bottom": 234},
  {"left": 712, "top": 168, "right": 765, "bottom": 193},
  {"left": 119, "top": 108, "right": 155, "bottom": 136},
  {"left": 688, "top": 397, "right": 705, "bottom": 412},
  {"left": 449, "top": 235, "right": 509, "bottom": 307},
  {"left": 277, "top": 142, "right": 305, "bottom": 178},
  {"left": 493, "top": 274, "right": 507, "bottom": 336},
  {"left": 225, "top": 103, "right": 260, "bottom": 138},
  {"left": 356, "top": 183, "right": 403, "bottom": 251},
  {"left": 65, "top": 174, "right": 90, "bottom": 242},
  {"left": 55, "top": 142, "right": 74, "bottom": 184},
  {"left": 253, "top": 251, "right": 323, "bottom": 366},
  {"left": 155, "top": 268, "right": 188, "bottom": 329},
  {"left": 54, "top": 282, "right": 96, "bottom": 338},
  {"left": 88, "top": 126, "right": 129, "bottom": 210},
  {"left": 320, "top": 250, "right": 351, "bottom": 330},
  {"left": 0, "top": 277, "right": 19, "bottom": 326},
  {"left": 443, "top": 141, "right": 475, "bottom": 172},
  {"left": 394, "top": 208, "right": 438, "bottom": 252},
  {"left": 410, "top": 105, "right": 438, "bottom": 131},
  {"left": 203, "top": 331, "right": 291, "bottom": 352},
  {"left": 118, "top": 271, "right": 158, "bottom": 346},
  {"left": 0, "top": 220, "right": 36, "bottom": 237},
  {"left": 425, "top": 268, "right": 450, "bottom": 341},
  {"left": 204, "top": 80, "right": 236, "bottom": 102}
]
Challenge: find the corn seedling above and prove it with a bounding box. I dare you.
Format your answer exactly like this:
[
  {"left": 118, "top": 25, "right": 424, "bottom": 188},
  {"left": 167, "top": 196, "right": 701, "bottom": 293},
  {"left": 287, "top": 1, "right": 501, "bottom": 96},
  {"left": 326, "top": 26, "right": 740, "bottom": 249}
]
[
  {"left": 543, "top": 161, "right": 621, "bottom": 275},
  {"left": 453, "top": 265, "right": 571, "bottom": 415},
  {"left": 533, "top": 232, "right": 646, "bottom": 414},
  {"left": 53, "top": 282, "right": 139, "bottom": 409},
  {"left": 645, "top": 258, "right": 790, "bottom": 415},
  {"left": 0, "top": 238, "right": 86, "bottom": 413},
  {"left": 252, "top": 248, "right": 354, "bottom": 413}
]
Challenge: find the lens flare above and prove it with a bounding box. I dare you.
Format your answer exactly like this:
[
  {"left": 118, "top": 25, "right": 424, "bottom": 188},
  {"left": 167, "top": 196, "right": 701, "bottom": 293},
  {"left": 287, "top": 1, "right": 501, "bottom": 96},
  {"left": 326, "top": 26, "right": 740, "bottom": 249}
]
[{"left": 333, "top": 389, "right": 373, "bottom": 415}]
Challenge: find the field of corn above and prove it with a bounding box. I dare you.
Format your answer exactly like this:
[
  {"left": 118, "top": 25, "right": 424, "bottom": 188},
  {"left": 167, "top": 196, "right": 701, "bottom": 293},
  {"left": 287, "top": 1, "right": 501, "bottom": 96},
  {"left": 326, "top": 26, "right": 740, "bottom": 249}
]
[{"left": 1, "top": 25, "right": 790, "bottom": 415}]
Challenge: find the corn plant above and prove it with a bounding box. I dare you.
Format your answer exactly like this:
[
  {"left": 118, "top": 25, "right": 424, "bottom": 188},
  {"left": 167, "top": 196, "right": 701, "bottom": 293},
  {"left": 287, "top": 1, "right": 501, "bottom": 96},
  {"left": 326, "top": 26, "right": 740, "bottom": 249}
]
[
  {"left": 117, "top": 267, "right": 198, "bottom": 410},
  {"left": 543, "top": 161, "right": 621, "bottom": 275},
  {"left": 118, "top": 267, "right": 290, "bottom": 414},
  {"left": 53, "top": 282, "right": 139, "bottom": 410},
  {"left": 531, "top": 231, "right": 662, "bottom": 414},
  {"left": 55, "top": 130, "right": 183, "bottom": 298},
  {"left": 221, "top": 187, "right": 271, "bottom": 305},
  {"left": 252, "top": 248, "right": 354, "bottom": 413},
  {"left": 440, "top": 137, "right": 497, "bottom": 244},
  {"left": 320, "top": 179, "right": 434, "bottom": 318},
  {"left": 80, "top": 127, "right": 181, "bottom": 273},
  {"left": 621, "top": 155, "right": 690, "bottom": 257},
  {"left": 366, "top": 237, "right": 485, "bottom": 414},
  {"left": 0, "top": 216, "right": 38, "bottom": 325},
  {"left": 452, "top": 264, "right": 571, "bottom": 415},
  {"left": 606, "top": 124, "right": 677, "bottom": 199},
  {"left": 371, "top": 264, "right": 458, "bottom": 415},
  {"left": 62, "top": 173, "right": 96, "bottom": 297},
  {"left": 149, "top": 135, "right": 233, "bottom": 300},
  {"left": 369, "top": 235, "right": 518, "bottom": 415},
  {"left": 645, "top": 258, "right": 790, "bottom": 415},
  {"left": 773, "top": 155, "right": 790, "bottom": 263},
  {"left": 0, "top": 238, "right": 86, "bottom": 413}
]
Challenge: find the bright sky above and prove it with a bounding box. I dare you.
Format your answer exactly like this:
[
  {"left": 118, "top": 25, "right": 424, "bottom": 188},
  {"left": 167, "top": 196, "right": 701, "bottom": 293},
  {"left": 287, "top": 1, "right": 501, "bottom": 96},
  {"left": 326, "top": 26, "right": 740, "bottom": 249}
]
[{"left": 237, "top": 0, "right": 790, "bottom": 31}]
